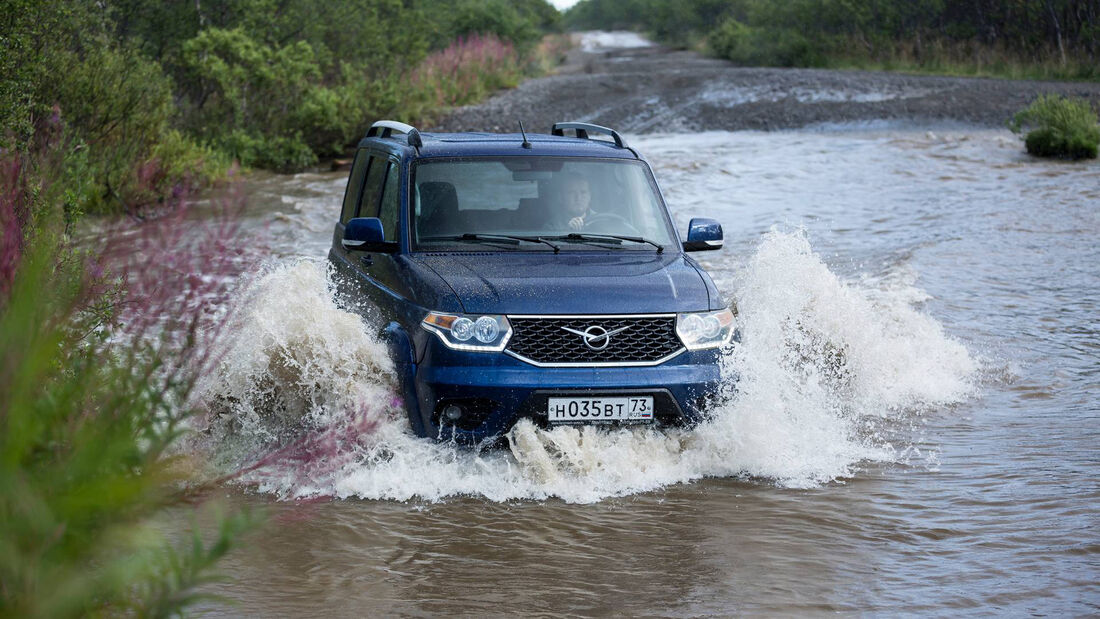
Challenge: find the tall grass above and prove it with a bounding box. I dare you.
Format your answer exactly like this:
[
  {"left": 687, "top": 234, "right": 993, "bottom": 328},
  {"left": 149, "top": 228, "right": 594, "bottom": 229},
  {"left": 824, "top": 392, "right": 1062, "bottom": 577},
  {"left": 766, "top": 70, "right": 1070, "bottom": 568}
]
[
  {"left": 707, "top": 21, "right": 1100, "bottom": 81},
  {"left": 528, "top": 33, "right": 574, "bottom": 75},
  {"left": 1010, "top": 94, "right": 1100, "bottom": 159},
  {"left": 402, "top": 32, "right": 572, "bottom": 125},
  {"left": 411, "top": 34, "right": 524, "bottom": 112},
  {"left": 0, "top": 125, "right": 256, "bottom": 617},
  {"left": 822, "top": 37, "right": 1100, "bottom": 82}
]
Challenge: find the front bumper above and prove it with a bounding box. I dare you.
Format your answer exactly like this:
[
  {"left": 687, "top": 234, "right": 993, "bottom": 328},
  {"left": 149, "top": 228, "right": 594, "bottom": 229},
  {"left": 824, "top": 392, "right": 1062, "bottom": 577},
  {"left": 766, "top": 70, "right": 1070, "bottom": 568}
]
[{"left": 411, "top": 340, "right": 724, "bottom": 442}]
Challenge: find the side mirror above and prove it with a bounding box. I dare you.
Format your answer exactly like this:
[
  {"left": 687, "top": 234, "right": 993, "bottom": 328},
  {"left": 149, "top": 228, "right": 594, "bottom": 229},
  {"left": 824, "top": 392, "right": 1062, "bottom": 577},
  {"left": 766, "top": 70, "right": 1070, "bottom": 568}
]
[
  {"left": 342, "top": 217, "right": 398, "bottom": 253},
  {"left": 683, "top": 217, "right": 723, "bottom": 252}
]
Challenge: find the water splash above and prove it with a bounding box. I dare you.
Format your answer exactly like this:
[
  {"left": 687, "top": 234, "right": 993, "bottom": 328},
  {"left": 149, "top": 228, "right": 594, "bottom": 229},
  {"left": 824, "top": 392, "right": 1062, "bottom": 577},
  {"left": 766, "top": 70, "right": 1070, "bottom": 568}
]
[
  {"left": 193, "top": 259, "right": 397, "bottom": 494},
  {"left": 199, "top": 231, "right": 978, "bottom": 503},
  {"left": 685, "top": 228, "right": 977, "bottom": 487}
]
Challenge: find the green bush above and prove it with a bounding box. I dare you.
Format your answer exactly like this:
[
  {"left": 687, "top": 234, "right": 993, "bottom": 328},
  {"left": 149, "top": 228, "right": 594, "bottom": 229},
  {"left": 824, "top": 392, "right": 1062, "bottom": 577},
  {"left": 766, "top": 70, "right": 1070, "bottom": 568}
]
[
  {"left": 3, "top": 0, "right": 565, "bottom": 207},
  {"left": 179, "top": 28, "right": 334, "bottom": 170},
  {"left": 26, "top": 41, "right": 217, "bottom": 213},
  {"left": 1, "top": 0, "right": 232, "bottom": 214},
  {"left": 219, "top": 130, "right": 319, "bottom": 173},
  {"left": 1, "top": 145, "right": 256, "bottom": 617},
  {"left": 708, "top": 18, "right": 825, "bottom": 68},
  {"left": 449, "top": 0, "right": 541, "bottom": 52},
  {"left": 0, "top": 246, "right": 255, "bottom": 617},
  {"left": 567, "top": 0, "right": 1100, "bottom": 81},
  {"left": 149, "top": 129, "right": 233, "bottom": 193},
  {"left": 48, "top": 45, "right": 174, "bottom": 209},
  {"left": 1010, "top": 94, "right": 1100, "bottom": 159}
]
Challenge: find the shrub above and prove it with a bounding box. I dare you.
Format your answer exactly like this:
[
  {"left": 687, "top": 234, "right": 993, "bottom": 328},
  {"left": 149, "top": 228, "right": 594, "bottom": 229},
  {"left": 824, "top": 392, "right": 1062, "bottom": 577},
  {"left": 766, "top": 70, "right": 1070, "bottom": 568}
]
[
  {"left": 409, "top": 34, "right": 524, "bottom": 112},
  {"left": 148, "top": 129, "right": 233, "bottom": 196},
  {"left": 0, "top": 136, "right": 256, "bottom": 617},
  {"left": 449, "top": 0, "right": 541, "bottom": 52},
  {"left": 1010, "top": 94, "right": 1100, "bottom": 159},
  {"left": 708, "top": 19, "right": 826, "bottom": 68},
  {"left": 179, "top": 28, "right": 333, "bottom": 171}
]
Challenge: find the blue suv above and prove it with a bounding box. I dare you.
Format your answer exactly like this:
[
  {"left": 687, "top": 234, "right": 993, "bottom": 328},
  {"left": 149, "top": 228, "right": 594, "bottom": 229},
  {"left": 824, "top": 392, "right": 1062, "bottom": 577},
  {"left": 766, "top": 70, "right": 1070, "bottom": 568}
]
[{"left": 330, "top": 120, "right": 732, "bottom": 443}]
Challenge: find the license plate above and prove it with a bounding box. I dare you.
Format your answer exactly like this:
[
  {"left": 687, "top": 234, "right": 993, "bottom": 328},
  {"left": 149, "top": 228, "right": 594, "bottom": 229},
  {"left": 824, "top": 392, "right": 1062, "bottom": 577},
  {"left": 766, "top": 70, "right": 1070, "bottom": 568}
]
[{"left": 547, "top": 396, "right": 654, "bottom": 424}]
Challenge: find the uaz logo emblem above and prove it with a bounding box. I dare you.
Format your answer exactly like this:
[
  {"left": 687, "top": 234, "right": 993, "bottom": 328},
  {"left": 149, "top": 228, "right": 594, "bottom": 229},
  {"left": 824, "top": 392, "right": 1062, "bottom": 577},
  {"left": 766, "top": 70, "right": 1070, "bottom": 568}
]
[{"left": 560, "top": 324, "right": 631, "bottom": 351}]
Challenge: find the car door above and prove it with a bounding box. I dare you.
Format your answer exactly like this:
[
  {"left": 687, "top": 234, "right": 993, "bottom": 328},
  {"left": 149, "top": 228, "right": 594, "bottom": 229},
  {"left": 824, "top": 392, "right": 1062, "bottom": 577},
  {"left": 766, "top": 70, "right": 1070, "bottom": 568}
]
[
  {"left": 346, "top": 152, "right": 411, "bottom": 324},
  {"left": 330, "top": 150, "right": 387, "bottom": 317},
  {"left": 330, "top": 148, "right": 368, "bottom": 293}
]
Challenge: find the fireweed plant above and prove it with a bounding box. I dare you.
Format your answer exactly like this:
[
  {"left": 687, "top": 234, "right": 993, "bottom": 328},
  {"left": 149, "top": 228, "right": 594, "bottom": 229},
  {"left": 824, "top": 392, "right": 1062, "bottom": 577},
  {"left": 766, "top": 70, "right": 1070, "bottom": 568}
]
[
  {"left": 411, "top": 34, "right": 525, "bottom": 110},
  {"left": 0, "top": 121, "right": 260, "bottom": 617}
]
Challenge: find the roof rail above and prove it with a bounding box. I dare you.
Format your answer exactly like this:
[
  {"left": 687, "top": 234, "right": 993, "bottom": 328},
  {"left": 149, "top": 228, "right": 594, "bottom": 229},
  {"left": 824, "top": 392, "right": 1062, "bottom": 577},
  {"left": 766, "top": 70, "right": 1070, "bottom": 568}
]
[
  {"left": 366, "top": 120, "right": 423, "bottom": 150},
  {"left": 551, "top": 122, "right": 627, "bottom": 149}
]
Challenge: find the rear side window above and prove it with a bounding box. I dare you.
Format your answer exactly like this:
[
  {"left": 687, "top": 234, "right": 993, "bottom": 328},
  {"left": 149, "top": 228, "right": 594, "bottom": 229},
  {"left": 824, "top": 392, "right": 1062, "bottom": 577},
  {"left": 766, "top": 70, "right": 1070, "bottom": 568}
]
[
  {"left": 340, "top": 150, "right": 369, "bottom": 224},
  {"left": 378, "top": 161, "right": 400, "bottom": 241},
  {"left": 358, "top": 154, "right": 388, "bottom": 219}
]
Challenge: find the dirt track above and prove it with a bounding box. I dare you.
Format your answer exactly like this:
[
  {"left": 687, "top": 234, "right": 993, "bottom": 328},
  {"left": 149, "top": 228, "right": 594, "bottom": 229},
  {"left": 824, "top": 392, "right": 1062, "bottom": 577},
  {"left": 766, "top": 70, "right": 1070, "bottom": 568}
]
[{"left": 433, "top": 42, "right": 1100, "bottom": 134}]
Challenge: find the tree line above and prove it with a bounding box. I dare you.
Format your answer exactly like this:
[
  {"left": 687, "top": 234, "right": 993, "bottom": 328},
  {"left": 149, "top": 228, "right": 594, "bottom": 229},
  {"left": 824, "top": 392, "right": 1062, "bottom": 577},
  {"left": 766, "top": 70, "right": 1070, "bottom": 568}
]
[
  {"left": 1, "top": 0, "right": 561, "bottom": 213},
  {"left": 565, "top": 0, "right": 1099, "bottom": 78}
]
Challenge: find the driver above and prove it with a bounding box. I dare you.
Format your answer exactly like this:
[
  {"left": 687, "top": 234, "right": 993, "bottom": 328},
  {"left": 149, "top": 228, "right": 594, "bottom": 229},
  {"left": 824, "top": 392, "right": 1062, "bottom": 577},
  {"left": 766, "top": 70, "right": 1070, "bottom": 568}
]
[{"left": 555, "top": 174, "right": 594, "bottom": 231}]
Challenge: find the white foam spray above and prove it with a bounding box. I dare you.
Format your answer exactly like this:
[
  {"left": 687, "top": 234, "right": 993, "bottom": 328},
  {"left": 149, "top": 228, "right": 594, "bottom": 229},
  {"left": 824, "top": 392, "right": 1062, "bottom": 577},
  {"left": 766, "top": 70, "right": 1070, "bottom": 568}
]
[
  {"left": 192, "top": 260, "right": 398, "bottom": 495},
  {"left": 198, "top": 230, "right": 978, "bottom": 503}
]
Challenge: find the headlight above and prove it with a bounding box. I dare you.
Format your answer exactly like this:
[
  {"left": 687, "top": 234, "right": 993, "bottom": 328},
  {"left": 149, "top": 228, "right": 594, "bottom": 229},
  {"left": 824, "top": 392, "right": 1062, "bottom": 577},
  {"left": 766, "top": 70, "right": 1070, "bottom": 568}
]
[
  {"left": 422, "top": 312, "right": 512, "bottom": 351},
  {"left": 676, "top": 308, "right": 735, "bottom": 350}
]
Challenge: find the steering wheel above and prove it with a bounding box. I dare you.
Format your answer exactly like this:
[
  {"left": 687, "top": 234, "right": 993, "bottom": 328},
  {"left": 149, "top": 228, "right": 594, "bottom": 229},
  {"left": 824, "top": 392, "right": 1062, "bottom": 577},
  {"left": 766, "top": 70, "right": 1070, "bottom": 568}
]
[{"left": 583, "top": 212, "right": 640, "bottom": 235}]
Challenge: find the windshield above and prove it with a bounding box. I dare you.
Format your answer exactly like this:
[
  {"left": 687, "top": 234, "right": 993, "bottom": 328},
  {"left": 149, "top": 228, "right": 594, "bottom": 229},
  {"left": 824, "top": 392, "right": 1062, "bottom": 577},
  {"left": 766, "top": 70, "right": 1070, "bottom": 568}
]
[{"left": 410, "top": 157, "right": 677, "bottom": 250}]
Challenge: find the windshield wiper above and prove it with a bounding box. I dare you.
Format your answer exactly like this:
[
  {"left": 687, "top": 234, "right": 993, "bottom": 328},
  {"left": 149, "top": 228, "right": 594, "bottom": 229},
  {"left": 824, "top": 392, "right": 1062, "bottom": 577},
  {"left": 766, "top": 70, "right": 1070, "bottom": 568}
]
[
  {"left": 422, "top": 233, "right": 561, "bottom": 252},
  {"left": 544, "top": 233, "right": 664, "bottom": 253}
]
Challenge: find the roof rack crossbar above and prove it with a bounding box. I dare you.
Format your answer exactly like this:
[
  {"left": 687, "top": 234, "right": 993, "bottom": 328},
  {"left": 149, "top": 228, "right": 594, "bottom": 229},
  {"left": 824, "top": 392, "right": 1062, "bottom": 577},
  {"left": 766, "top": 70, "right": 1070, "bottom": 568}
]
[
  {"left": 551, "top": 122, "right": 627, "bottom": 149},
  {"left": 366, "top": 120, "right": 423, "bottom": 150}
]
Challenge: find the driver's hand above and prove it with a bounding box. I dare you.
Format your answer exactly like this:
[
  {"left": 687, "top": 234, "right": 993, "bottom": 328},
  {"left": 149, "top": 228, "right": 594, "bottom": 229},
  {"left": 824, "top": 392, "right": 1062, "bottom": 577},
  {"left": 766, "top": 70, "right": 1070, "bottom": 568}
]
[{"left": 568, "top": 216, "right": 585, "bottom": 230}]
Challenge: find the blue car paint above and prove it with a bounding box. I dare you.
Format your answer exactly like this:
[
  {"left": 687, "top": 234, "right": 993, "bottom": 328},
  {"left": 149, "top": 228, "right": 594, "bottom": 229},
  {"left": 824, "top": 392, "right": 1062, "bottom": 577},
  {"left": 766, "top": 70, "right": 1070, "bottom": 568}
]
[
  {"left": 412, "top": 252, "right": 719, "bottom": 315},
  {"left": 329, "top": 129, "right": 729, "bottom": 442},
  {"left": 414, "top": 341, "right": 722, "bottom": 442}
]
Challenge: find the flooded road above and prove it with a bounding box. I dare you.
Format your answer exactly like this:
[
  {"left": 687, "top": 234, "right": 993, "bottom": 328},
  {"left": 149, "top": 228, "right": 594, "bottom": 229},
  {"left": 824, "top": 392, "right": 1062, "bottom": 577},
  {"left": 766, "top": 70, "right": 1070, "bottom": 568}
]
[{"left": 176, "top": 123, "right": 1100, "bottom": 615}]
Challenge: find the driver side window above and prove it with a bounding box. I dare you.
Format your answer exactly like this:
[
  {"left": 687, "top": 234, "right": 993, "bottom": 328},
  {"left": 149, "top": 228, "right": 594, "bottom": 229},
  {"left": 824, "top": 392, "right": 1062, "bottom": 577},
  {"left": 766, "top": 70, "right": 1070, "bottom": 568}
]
[
  {"left": 378, "top": 161, "right": 400, "bottom": 242},
  {"left": 340, "top": 150, "right": 369, "bottom": 225},
  {"left": 357, "top": 154, "right": 388, "bottom": 219}
]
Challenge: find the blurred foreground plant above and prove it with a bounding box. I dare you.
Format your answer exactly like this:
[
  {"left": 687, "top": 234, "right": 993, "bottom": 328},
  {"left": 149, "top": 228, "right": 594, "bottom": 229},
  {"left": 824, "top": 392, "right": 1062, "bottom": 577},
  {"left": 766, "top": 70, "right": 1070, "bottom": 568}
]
[
  {"left": 0, "top": 131, "right": 258, "bottom": 617},
  {"left": 1010, "top": 94, "right": 1100, "bottom": 159}
]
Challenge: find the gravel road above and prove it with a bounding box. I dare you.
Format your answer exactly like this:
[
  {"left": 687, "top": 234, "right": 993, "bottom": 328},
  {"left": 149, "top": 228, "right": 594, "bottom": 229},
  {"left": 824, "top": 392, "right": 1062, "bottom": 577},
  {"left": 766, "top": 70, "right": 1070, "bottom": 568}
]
[{"left": 433, "top": 38, "right": 1100, "bottom": 133}]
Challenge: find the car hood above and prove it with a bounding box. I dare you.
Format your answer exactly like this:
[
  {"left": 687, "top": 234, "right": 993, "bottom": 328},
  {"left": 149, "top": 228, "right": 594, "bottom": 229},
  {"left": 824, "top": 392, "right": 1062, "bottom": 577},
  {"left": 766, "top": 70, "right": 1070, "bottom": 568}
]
[{"left": 412, "top": 252, "right": 712, "bottom": 314}]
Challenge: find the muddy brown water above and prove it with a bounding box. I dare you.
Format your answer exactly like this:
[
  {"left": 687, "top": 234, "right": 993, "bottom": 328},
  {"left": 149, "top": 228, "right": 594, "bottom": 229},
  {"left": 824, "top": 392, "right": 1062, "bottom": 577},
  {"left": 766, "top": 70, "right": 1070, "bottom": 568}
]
[{"left": 172, "top": 38, "right": 1099, "bottom": 617}]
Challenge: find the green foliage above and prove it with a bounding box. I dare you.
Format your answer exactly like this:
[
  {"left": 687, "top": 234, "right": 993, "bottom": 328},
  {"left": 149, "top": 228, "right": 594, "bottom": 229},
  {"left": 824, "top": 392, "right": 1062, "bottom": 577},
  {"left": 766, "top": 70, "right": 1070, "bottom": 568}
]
[
  {"left": 0, "top": 142, "right": 256, "bottom": 617},
  {"left": 2, "top": 0, "right": 563, "bottom": 211},
  {"left": 219, "top": 130, "right": 320, "bottom": 173},
  {"left": 154, "top": 0, "right": 560, "bottom": 171},
  {"left": 48, "top": 45, "right": 178, "bottom": 210},
  {"left": 149, "top": 130, "right": 234, "bottom": 195},
  {"left": 0, "top": 248, "right": 207, "bottom": 618},
  {"left": 137, "top": 508, "right": 257, "bottom": 616},
  {"left": 1, "top": 0, "right": 230, "bottom": 214},
  {"left": 1011, "top": 94, "right": 1100, "bottom": 159},
  {"left": 179, "top": 27, "right": 332, "bottom": 170},
  {"left": 709, "top": 18, "right": 825, "bottom": 67},
  {"left": 449, "top": 0, "right": 541, "bottom": 51},
  {"left": 565, "top": 0, "right": 1100, "bottom": 80},
  {"left": 407, "top": 34, "right": 526, "bottom": 120}
]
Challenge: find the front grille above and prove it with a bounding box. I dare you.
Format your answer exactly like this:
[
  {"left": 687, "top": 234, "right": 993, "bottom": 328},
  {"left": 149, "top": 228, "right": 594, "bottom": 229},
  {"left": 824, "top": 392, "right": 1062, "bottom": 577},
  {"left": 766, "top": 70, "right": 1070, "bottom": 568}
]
[{"left": 506, "top": 315, "right": 683, "bottom": 365}]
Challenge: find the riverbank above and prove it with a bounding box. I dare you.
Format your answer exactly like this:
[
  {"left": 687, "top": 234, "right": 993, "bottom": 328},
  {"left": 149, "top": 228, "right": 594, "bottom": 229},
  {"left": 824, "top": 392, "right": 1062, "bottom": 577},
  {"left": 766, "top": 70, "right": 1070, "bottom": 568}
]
[{"left": 434, "top": 34, "right": 1100, "bottom": 133}]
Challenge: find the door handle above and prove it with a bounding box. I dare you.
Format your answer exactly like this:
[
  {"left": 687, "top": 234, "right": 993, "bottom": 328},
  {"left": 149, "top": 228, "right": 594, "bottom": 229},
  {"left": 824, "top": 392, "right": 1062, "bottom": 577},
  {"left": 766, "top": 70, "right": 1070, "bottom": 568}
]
[{"left": 359, "top": 254, "right": 373, "bottom": 268}]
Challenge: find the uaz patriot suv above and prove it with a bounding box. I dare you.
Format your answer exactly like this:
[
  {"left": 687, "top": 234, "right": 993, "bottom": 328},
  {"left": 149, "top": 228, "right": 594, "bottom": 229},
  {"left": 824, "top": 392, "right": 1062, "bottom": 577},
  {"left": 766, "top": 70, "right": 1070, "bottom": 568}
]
[{"left": 330, "top": 120, "right": 732, "bottom": 442}]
